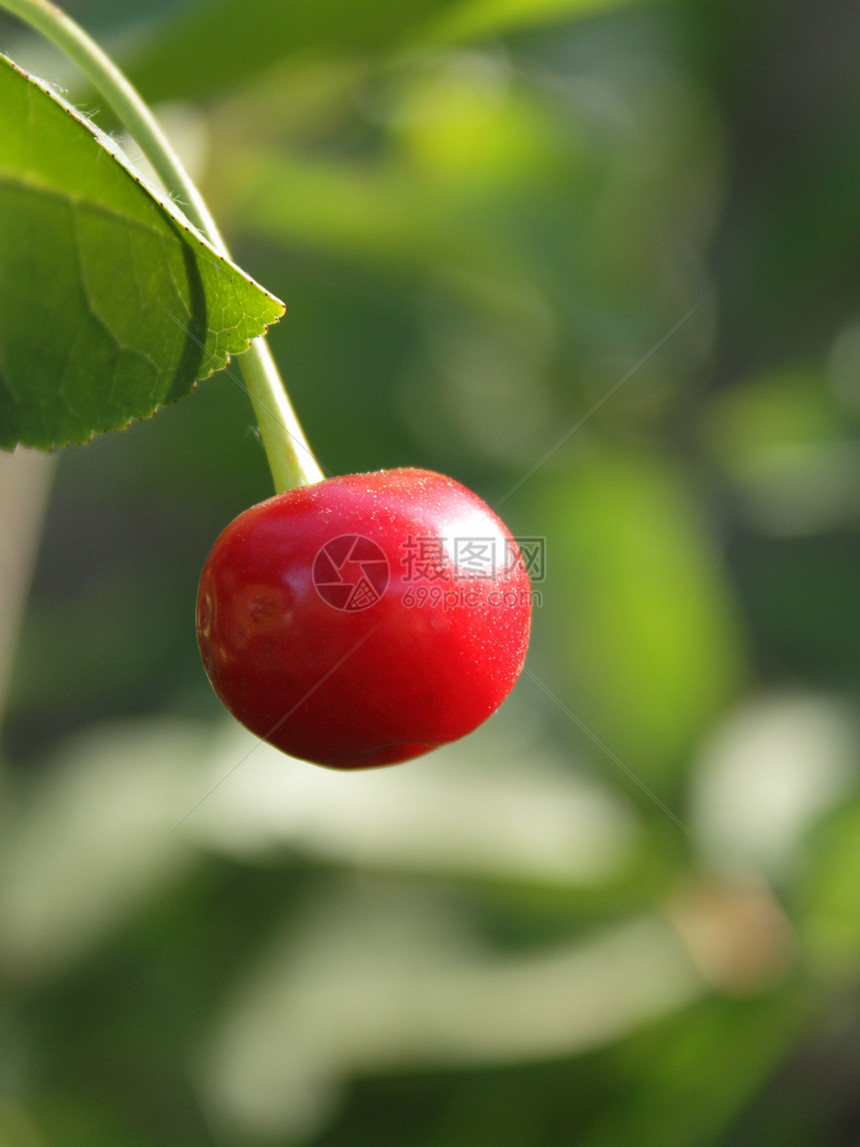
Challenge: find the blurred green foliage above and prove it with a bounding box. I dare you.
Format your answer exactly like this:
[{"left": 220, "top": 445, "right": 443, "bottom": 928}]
[{"left": 1, "top": 0, "right": 860, "bottom": 1143}]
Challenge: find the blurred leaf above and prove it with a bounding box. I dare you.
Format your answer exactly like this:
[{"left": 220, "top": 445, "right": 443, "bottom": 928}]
[
  {"left": 0, "top": 720, "right": 205, "bottom": 980},
  {"left": 535, "top": 449, "right": 747, "bottom": 783},
  {"left": 703, "top": 368, "right": 860, "bottom": 535},
  {"left": 395, "top": 60, "right": 570, "bottom": 188},
  {"left": 211, "top": 65, "right": 576, "bottom": 288},
  {"left": 580, "top": 993, "right": 806, "bottom": 1147},
  {"left": 0, "top": 1099, "right": 42, "bottom": 1147},
  {"left": 0, "top": 54, "right": 283, "bottom": 450},
  {"left": 10, "top": 569, "right": 189, "bottom": 713},
  {"left": 706, "top": 369, "right": 846, "bottom": 461},
  {"left": 222, "top": 151, "right": 505, "bottom": 276},
  {"left": 428, "top": 0, "right": 636, "bottom": 45},
  {"left": 191, "top": 722, "right": 639, "bottom": 888},
  {"left": 124, "top": 0, "right": 637, "bottom": 106},
  {"left": 124, "top": 0, "right": 463, "bottom": 104},
  {"left": 689, "top": 693, "right": 856, "bottom": 882},
  {"left": 14, "top": 1093, "right": 145, "bottom": 1147},
  {"left": 201, "top": 879, "right": 701, "bottom": 1142},
  {"left": 728, "top": 531, "right": 860, "bottom": 685},
  {"left": 798, "top": 800, "right": 860, "bottom": 980}
]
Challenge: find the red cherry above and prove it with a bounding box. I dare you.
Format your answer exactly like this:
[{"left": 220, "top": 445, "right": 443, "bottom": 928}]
[{"left": 196, "top": 468, "right": 531, "bottom": 769}]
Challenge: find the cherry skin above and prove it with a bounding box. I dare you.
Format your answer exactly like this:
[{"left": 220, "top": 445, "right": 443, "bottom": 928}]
[{"left": 196, "top": 468, "right": 531, "bottom": 769}]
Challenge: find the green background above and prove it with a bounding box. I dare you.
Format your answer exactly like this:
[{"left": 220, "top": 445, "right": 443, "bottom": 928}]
[{"left": 1, "top": 0, "right": 860, "bottom": 1143}]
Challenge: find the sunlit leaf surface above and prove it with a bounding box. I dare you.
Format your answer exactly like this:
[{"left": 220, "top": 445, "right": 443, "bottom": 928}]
[{"left": 0, "top": 54, "right": 283, "bottom": 449}]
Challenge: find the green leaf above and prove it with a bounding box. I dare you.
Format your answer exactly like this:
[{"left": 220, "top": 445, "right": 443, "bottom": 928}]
[{"left": 0, "top": 54, "right": 284, "bottom": 450}]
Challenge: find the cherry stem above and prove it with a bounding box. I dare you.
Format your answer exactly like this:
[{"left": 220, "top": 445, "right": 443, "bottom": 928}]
[{"left": 0, "top": 0, "right": 324, "bottom": 491}]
